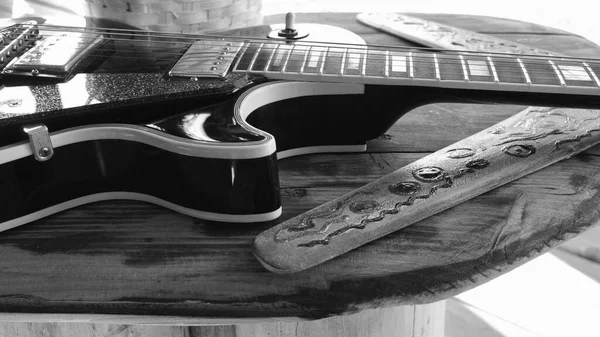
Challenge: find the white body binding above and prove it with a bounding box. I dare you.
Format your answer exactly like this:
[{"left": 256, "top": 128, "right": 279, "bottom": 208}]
[{"left": 0, "top": 81, "right": 366, "bottom": 230}]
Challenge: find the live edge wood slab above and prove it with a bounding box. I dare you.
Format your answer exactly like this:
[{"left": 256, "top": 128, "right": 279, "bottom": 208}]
[{"left": 1, "top": 13, "right": 599, "bottom": 320}]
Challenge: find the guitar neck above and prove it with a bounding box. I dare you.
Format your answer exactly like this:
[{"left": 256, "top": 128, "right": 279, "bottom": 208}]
[
  {"left": 231, "top": 41, "right": 600, "bottom": 99},
  {"left": 3, "top": 21, "right": 599, "bottom": 107}
]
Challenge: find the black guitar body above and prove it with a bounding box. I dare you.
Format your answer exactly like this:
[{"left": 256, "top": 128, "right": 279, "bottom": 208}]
[
  {"left": 4, "top": 18, "right": 600, "bottom": 230},
  {"left": 0, "top": 16, "right": 430, "bottom": 230},
  {"left": 2, "top": 85, "right": 388, "bottom": 224},
  {"left": 0, "top": 71, "right": 414, "bottom": 228}
]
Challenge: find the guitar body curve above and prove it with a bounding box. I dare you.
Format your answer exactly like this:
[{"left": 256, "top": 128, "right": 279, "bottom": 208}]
[
  {"left": 0, "top": 21, "right": 387, "bottom": 230},
  {"left": 8, "top": 17, "right": 598, "bottom": 230}
]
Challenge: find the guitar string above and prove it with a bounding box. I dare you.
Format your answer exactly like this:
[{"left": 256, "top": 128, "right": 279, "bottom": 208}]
[
  {"left": 8, "top": 50, "right": 593, "bottom": 82},
  {"left": 29, "top": 23, "right": 600, "bottom": 62},
  {"left": 27, "top": 23, "right": 566, "bottom": 58},
  {"left": 14, "top": 23, "right": 600, "bottom": 62},
  {"left": 9, "top": 30, "right": 558, "bottom": 62},
  {"left": 4, "top": 38, "right": 593, "bottom": 79},
  {"left": 10, "top": 43, "right": 594, "bottom": 79},
  {"left": 3, "top": 27, "right": 597, "bottom": 78},
  {"left": 13, "top": 31, "right": 563, "bottom": 65},
  {"left": 10, "top": 24, "right": 597, "bottom": 67},
  {"left": 31, "top": 48, "right": 591, "bottom": 82},
  {"left": 7, "top": 36, "right": 593, "bottom": 76},
  {"left": 81, "top": 48, "right": 596, "bottom": 80},
  {"left": 9, "top": 32, "right": 576, "bottom": 66}
]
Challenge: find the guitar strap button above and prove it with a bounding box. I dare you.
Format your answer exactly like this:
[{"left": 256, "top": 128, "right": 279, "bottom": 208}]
[{"left": 23, "top": 124, "right": 53, "bottom": 161}]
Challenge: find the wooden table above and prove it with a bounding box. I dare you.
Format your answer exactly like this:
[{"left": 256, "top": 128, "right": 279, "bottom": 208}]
[{"left": 1, "top": 12, "right": 600, "bottom": 336}]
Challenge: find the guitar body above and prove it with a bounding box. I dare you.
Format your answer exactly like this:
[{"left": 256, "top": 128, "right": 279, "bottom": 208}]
[
  {"left": 0, "top": 20, "right": 406, "bottom": 229},
  {"left": 4, "top": 18, "right": 600, "bottom": 231}
]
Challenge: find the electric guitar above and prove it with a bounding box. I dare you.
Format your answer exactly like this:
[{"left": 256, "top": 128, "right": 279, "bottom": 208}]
[{"left": 2, "top": 18, "right": 600, "bottom": 232}]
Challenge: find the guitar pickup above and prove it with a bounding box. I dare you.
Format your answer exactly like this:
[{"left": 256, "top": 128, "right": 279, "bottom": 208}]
[
  {"left": 168, "top": 40, "right": 244, "bottom": 79},
  {"left": 0, "top": 22, "right": 39, "bottom": 68},
  {"left": 4, "top": 31, "right": 103, "bottom": 79}
]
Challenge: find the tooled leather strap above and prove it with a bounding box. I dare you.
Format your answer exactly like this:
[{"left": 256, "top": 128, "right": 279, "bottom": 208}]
[{"left": 253, "top": 106, "right": 600, "bottom": 273}]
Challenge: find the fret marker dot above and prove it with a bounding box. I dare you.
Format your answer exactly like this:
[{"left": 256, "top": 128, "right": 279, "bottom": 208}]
[
  {"left": 467, "top": 60, "right": 490, "bottom": 77},
  {"left": 558, "top": 65, "right": 592, "bottom": 81}
]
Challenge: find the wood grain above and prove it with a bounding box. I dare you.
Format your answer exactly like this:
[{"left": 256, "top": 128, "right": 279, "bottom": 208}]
[{"left": 0, "top": 12, "right": 599, "bottom": 320}]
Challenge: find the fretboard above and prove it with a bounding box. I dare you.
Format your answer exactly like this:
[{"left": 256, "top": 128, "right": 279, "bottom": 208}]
[{"left": 231, "top": 42, "right": 600, "bottom": 96}]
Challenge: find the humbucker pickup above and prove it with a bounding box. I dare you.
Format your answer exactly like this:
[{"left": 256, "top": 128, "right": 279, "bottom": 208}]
[
  {"left": 3, "top": 31, "right": 103, "bottom": 79},
  {"left": 168, "top": 40, "right": 244, "bottom": 79},
  {"left": 0, "top": 22, "right": 39, "bottom": 69}
]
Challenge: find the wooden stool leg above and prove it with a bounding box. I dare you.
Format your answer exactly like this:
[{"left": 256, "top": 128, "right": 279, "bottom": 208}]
[{"left": 230, "top": 301, "right": 446, "bottom": 337}]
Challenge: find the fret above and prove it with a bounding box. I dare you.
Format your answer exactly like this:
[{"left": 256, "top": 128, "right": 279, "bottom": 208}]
[
  {"left": 285, "top": 44, "right": 308, "bottom": 73},
  {"left": 517, "top": 58, "right": 531, "bottom": 85},
  {"left": 231, "top": 40, "right": 600, "bottom": 101},
  {"left": 491, "top": 56, "right": 525, "bottom": 84},
  {"left": 548, "top": 60, "right": 566, "bottom": 86},
  {"left": 263, "top": 44, "right": 279, "bottom": 72},
  {"left": 340, "top": 48, "right": 347, "bottom": 75},
  {"left": 557, "top": 63, "right": 591, "bottom": 82},
  {"left": 268, "top": 44, "right": 292, "bottom": 72},
  {"left": 366, "top": 48, "right": 386, "bottom": 77},
  {"left": 318, "top": 47, "right": 329, "bottom": 75},
  {"left": 461, "top": 55, "right": 494, "bottom": 83},
  {"left": 322, "top": 47, "right": 345, "bottom": 75},
  {"left": 438, "top": 54, "right": 463, "bottom": 81},
  {"left": 299, "top": 47, "right": 310, "bottom": 73},
  {"left": 232, "top": 43, "right": 250, "bottom": 71},
  {"left": 247, "top": 43, "right": 264, "bottom": 71},
  {"left": 271, "top": 45, "right": 286, "bottom": 68},
  {"left": 388, "top": 52, "right": 408, "bottom": 78},
  {"left": 553, "top": 61, "right": 597, "bottom": 88},
  {"left": 459, "top": 55, "right": 469, "bottom": 81},
  {"left": 344, "top": 48, "right": 364, "bottom": 76},
  {"left": 487, "top": 56, "right": 499, "bottom": 83},
  {"left": 281, "top": 45, "right": 293, "bottom": 72},
  {"left": 384, "top": 50, "right": 390, "bottom": 77},
  {"left": 520, "top": 57, "right": 560, "bottom": 86},
  {"left": 284, "top": 44, "right": 308, "bottom": 73},
  {"left": 434, "top": 53, "right": 440, "bottom": 80},
  {"left": 467, "top": 59, "right": 490, "bottom": 77},
  {"left": 235, "top": 42, "right": 600, "bottom": 99},
  {"left": 390, "top": 52, "right": 407, "bottom": 74},
  {"left": 584, "top": 62, "right": 600, "bottom": 85},
  {"left": 306, "top": 46, "right": 326, "bottom": 70},
  {"left": 554, "top": 60, "right": 592, "bottom": 81},
  {"left": 234, "top": 42, "right": 260, "bottom": 71},
  {"left": 583, "top": 62, "right": 600, "bottom": 87},
  {"left": 412, "top": 52, "right": 436, "bottom": 80},
  {"left": 361, "top": 50, "right": 367, "bottom": 77},
  {"left": 306, "top": 46, "right": 318, "bottom": 69},
  {"left": 252, "top": 43, "right": 280, "bottom": 71},
  {"left": 301, "top": 46, "right": 327, "bottom": 74},
  {"left": 240, "top": 41, "right": 600, "bottom": 93},
  {"left": 408, "top": 52, "right": 414, "bottom": 78}
]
